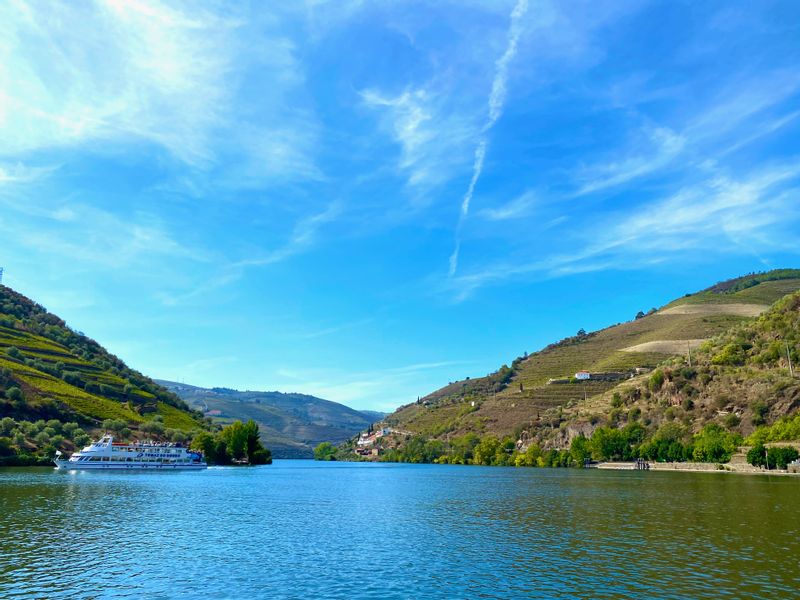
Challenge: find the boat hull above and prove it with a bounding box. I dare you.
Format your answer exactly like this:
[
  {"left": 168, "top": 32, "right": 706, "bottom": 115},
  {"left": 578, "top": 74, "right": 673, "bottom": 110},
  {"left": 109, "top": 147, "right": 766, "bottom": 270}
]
[{"left": 54, "top": 459, "right": 207, "bottom": 471}]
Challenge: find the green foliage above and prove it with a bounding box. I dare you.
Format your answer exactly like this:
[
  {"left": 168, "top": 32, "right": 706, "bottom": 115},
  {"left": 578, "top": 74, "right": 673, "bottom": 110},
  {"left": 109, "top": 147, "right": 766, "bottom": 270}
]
[
  {"left": 314, "top": 442, "right": 337, "bottom": 461},
  {"left": 586, "top": 424, "right": 645, "bottom": 461},
  {"left": 648, "top": 370, "right": 665, "bottom": 391},
  {"left": 751, "top": 401, "right": 768, "bottom": 427},
  {"left": 0, "top": 284, "right": 199, "bottom": 434},
  {"left": 638, "top": 423, "right": 690, "bottom": 462},
  {"left": 569, "top": 435, "right": 591, "bottom": 466},
  {"left": 723, "top": 413, "right": 741, "bottom": 429},
  {"left": 711, "top": 343, "right": 747, "bottom": 366},
  {"left": 768, "top": 446, "right": 799, "bottom": 469},
  {"left": 692, "top": 424, "right": 740, "bottom": 463},
  {"left": 191, "top": 420, "right": 271, "bottom": 466},
  {"left": 749, "top": 412, "right": 800, "bottom": 445},
  {"left": 747, "top": 443, "right": 799, "bottom": 469}
]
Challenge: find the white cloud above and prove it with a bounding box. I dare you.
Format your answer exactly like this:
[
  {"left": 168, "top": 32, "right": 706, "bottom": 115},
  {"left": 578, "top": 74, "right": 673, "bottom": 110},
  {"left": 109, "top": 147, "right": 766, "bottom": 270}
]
[
  {"left": 237, "top": 203, "right": 341, "bottom": 268},
  {"left": 0, "top": 162, "right": 58, "bottom": 185},
  {"left": 573, "top": 71, "right": 800, "bottom": 197},
  {"left": 575, "top": 127, "right": 686, "bottom": 196},
  {"left": 478, "top": 190, "right": 537, "bottom": 221},
  {"left": 445, "top": 162, "right": 800, "bottom": 300},
  {"left": 449, "top": 0, "right": 529, "bottom": 276},
  {"left": 0, "top": 193, "right": 207, "bottom": 270},
  {"left": 0, "top": 1, "right": 318, "bottom": 181},
  {"left": 361, "top": 88, "right": 475, "bottom": 189}
]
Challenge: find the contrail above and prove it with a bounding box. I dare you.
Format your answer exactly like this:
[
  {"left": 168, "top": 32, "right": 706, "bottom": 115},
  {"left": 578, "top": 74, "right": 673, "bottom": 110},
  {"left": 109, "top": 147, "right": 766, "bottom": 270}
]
[{"left": 449, "top": 0, "right": 529, "bottom": 277}]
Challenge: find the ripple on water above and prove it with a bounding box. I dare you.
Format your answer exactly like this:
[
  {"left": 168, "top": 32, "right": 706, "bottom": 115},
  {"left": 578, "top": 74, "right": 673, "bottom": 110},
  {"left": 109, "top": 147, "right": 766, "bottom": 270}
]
[{"left": 1, "top": 464, "right": 800, "bottom": 599}]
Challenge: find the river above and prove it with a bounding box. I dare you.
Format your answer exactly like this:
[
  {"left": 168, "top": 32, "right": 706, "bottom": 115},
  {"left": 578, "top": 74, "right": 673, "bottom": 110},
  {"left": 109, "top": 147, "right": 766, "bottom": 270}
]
[{"left": 1, "top": 461, "right": 798, "bottom": 599}]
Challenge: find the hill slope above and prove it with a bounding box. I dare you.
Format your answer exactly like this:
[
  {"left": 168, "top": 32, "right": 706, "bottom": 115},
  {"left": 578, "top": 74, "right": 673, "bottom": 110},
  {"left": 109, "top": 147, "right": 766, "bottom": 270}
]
[
  {"left": 379, "top": 270, "right": 800, "bottom": 453},
  {"left": 0, "top": 285, "right": 206, "bottom": 464},
  {"left": 159, "top": 381, "right": 374, "bottom": 458}
]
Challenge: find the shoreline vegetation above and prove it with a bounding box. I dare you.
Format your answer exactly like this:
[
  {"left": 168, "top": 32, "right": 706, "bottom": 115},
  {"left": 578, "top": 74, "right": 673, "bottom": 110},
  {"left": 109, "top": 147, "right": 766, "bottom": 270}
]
[
  {"left": 0, "top": 416, "right": 272, "bottom": 467},
  {"left": 315, "top": 399, "right": 800, "bottom": 474}
]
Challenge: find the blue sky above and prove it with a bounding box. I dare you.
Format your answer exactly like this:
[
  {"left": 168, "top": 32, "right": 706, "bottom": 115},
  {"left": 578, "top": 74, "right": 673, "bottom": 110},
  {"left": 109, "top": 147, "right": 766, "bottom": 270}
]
[{"left": 1, "top": 1, "right": 800, "bottom": 412}]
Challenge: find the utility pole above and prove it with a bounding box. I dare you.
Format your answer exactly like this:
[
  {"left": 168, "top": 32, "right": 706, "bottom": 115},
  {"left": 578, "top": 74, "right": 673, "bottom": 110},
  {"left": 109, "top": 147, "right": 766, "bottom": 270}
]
[
  {"left": 787, "top": 342, "right": 795, "bottom": 377},
  {"left": 687, "top": 341, "right": 692, "bottom": 368}
]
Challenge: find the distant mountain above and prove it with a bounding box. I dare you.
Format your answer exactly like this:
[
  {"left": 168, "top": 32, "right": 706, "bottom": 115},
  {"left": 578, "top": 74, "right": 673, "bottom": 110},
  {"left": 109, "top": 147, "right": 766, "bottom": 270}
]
[
  {"left": 157, "top": 380, "right": 373, "bottom": 458},
  {"left": 358, "top": 410, "right": 387, "bottom": 422},
  {"left": 0, "top": 285, "right": 205, "bottom": 464}
]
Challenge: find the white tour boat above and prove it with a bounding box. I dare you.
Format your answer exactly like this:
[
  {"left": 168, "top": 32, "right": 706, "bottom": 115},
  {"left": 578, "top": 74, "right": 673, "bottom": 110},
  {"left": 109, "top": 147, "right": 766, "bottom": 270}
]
[{"left": 53, "top": 434, "right": 207, "bottom": 470}]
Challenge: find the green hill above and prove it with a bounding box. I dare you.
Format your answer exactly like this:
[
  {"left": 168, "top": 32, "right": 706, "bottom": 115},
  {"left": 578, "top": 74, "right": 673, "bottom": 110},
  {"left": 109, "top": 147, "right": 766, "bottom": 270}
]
[
  {"left": 374, "top": 269, "right": 800, "bottom": 460},
  {"left": 158, "top": 380, "right": 375, "bottom": 459},
  {"left": 0, "top": 285, "right": 206, "bottom": 464}
]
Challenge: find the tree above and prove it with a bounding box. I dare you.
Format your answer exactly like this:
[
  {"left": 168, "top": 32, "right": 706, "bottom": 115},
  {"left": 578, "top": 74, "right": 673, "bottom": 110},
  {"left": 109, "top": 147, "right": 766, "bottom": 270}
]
[
  {"left": 6, "top": 386, "right": 23, "bottom": 403},
  {"left": 314, "top": 442, "right": 336, "bottom": 461},
  {"left": 213, "top": 420, "right": 271, "bottom": 465},
  {"left": 747, "top": 443, "right": 767, "bottom": 468},
  {"left": 570, "top": 435, "right": 591, "bottom": 466},
  {"left": 768, "top": 447, "right": 799, "bottom": 469},
  {"left": 692, "top": 424, "right": 740, "bottom": 463},
  {"left": 589, "top": 427, "right": 627, "bottom": 461},
  {"left": 191, "top": 431, "right": 218, "bottom": 461},
  {"left": 140, "top": 421, "right": 165, "bottom": 437},
  {"left": 473, "top": 435, "right": 501, "bottom": 465},
  {"left": 221, "top": 421, "right": 247, "bottom": 460}
]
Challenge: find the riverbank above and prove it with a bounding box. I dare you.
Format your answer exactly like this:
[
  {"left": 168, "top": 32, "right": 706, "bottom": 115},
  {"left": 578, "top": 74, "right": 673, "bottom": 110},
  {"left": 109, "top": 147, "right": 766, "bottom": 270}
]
[{"left": 595, "top": 460, "right": 799, "bottom": 476}]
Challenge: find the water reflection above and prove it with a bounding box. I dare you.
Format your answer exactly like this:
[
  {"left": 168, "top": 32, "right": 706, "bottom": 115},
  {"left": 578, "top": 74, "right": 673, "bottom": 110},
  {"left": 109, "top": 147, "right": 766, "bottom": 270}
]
[{"left": 1, "top": 463, "right": 799, "bottom": 599}]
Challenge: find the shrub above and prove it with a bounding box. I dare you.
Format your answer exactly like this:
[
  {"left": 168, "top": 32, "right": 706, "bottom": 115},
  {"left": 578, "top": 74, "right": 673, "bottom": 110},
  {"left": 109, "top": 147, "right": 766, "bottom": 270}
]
[
  {"left": 12, "top": 430, "right": 26, "bottom": 447},
  {"left": 751, "top": 401, "right": 768, "bottom": 427},
  {"left": 648, "top": 370, "right": 665, "bottom": 392},
  {"left": 712, "top": 343, "right": 746, "bottom": 366},
  {"left": 0, "top": 417, "right": 15, "bottom": 436},
  {"left": 6, "top": 386, "right": 23, "bottom": 403},
  {"left": 724, "top": 413, "right": 741, "bottom": 429}
]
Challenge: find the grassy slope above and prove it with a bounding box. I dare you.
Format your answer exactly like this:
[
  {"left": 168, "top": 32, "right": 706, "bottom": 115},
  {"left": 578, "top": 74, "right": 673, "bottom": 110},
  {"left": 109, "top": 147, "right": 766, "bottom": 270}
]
[
  {"left": 0, "top": 285, "right": 204, "bottom": 437},
  {"left": 386, "top": 271, "right": 800, "bottom": 443},
  {"left": 561, "top": 289, "right": 800, "bottom": 446}
]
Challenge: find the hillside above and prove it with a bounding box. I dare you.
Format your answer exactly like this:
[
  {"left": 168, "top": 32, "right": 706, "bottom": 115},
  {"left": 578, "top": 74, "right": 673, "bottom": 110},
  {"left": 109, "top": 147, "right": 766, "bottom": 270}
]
[
  {"left": 159, "top": 381, "right": 374, "bottom": 458},
  {"left": 373, "top": 270, "right": 800, "bottom": 460},
  {"left": 0, "top": 285, "right": 206, "bottom": 464}
]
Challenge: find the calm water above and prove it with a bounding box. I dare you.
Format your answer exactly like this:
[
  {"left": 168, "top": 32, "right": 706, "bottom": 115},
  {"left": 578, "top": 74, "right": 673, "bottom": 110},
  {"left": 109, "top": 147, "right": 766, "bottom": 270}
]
[{"left": 1, "top": 462, "right": 799, "bottom": 599}]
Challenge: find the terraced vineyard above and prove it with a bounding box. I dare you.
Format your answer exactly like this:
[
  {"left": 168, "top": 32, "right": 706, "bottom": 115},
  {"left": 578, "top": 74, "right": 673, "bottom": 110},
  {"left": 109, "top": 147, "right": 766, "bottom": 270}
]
[
  {"left": 0, "top": 285, "right": 204, "bottom": 438},
  {"left": 386, "top": 270, "right": 800, "bottom": 440}
]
